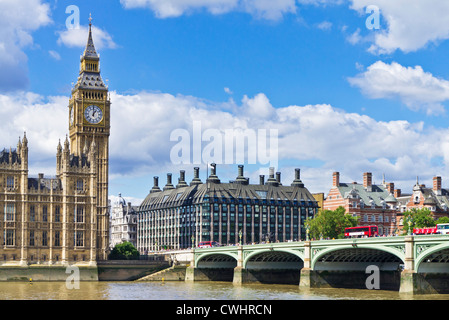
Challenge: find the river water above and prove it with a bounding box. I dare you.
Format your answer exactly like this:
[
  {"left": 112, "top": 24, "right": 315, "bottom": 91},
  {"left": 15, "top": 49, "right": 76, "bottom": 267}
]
[{"left": 0, "top": 281, "right": 448, "bottom": 300}]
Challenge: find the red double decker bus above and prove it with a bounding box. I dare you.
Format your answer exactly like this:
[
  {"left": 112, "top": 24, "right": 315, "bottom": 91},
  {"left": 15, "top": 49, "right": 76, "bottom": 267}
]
[{"left": 345, "top": 225, "right": 378, "bottom": 238}]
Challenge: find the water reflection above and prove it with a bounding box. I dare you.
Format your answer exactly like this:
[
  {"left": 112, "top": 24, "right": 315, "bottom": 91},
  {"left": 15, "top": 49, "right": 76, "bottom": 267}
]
[{"left": 0, "top": 281, "right": 448, "bottom": 300}]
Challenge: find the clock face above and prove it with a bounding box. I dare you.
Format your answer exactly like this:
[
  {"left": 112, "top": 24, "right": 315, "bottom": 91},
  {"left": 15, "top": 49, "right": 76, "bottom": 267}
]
[{"left": 84, "top": 105, "right": 103, "bottom": 124}]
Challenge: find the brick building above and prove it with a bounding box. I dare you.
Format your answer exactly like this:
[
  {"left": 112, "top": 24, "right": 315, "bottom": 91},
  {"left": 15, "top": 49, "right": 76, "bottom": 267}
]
[{"left": 323, "top": 172, "right": 399, "bottom": 236}]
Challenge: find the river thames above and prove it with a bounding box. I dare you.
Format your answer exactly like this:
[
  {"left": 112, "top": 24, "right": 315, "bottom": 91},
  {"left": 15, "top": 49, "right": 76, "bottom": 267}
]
[{"left": 0, "top": 281, "right": 448, "bottom": 300}]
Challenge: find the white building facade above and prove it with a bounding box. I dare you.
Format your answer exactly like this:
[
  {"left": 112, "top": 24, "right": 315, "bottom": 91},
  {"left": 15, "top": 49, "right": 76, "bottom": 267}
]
[{"left": 110, "top": 194, "right": 138, "bottom": 249}]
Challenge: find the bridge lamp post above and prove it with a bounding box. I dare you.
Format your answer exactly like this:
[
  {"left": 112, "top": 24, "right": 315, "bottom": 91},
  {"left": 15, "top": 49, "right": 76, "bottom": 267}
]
[
  {"left": 304, "top": 219, "right": 310, "bottom": 241},
  {"left": 239, "top": 229, "right": 242, "bottom": 246},
  {"left": 406, "top": 215, "right": 413, "bottom": 236},
  {"left": 191, "top": 235, "right": 195, "bottom": 248}
]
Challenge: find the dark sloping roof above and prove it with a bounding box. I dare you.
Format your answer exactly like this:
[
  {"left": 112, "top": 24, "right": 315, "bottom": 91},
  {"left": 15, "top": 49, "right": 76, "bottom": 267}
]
[
  {"left": 75, "top": 72, "right": 107, "bottom": 91},
  {"left": 337, "top": 183, "right": 393, "bottom": 206},
  {"left": 83, "top": 21, "right": 99, "bottom": 60},
  {"left": 139, "top": 179, "right": 318, "bottom": 211},
  {"left": 69, "top": 154, "right": 90, "bottom": 167},
  {"left": 0, "top": 149, "right": 20, "bottom": 165},
  {"left": 28, "top": 178, "right": 62, "bottom": 191}
]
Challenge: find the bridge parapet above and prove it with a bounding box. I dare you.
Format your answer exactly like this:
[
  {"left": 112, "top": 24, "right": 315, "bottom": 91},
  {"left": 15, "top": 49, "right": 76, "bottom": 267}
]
[{"left": 163, "top": 235, "right": 449, "bottom": 293}]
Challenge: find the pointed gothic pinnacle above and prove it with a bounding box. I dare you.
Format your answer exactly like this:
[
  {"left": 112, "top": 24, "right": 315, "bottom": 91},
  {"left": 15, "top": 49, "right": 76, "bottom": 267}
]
[
  {"left": 83, "top": 140, "right": 89, "bottom": 155},
  {"left": 64, "top": 135, "right": 69, "bottom": 151}
]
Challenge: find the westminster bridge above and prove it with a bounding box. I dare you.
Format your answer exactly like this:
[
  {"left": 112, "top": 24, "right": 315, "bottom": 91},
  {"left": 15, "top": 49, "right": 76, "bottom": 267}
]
[{"left": 160, "top": 235, "right": 449, "bottom": 294}]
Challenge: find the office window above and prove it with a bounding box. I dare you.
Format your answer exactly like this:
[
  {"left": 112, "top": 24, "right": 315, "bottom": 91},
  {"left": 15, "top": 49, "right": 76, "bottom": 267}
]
[
  {"left": 6, "top": 176, "right": 14, "bottom": 188},
  {"left": 4, "top": 229, "right": 14, "bottom": 246},
  {"left": 75, "top": 231, "right": 84, "bottom": 247},
  {"left": 76, "top": 205, "right": 84, "bottom": 223},
  {"left": 42, "top": 231, "right": 48, "bottom": 246},
  {"left": 42, "top": 205, "right": 48, "bottom": 222},
  {"left": 55, "top": 206, "right": 60, "bottom": 222},
  {"left": 30, "top": 205, "right": 35, "bottom": 222},
  {"left": 5, "top": 204, "right": 15, "bottom": 221},
  {"left": 76, "top": 179, "right": 83, "bottom": 191},
  {"left": 54, "top": 231, "right": 60, "bottom": 247},
  {"left": 29, "top": 230, "right": 35, "bottom": 246}
]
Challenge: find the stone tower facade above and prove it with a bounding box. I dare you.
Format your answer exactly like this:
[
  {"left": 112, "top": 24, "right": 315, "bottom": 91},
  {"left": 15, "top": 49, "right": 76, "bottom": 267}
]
[
  {"left": 68, "top": 17, "right": 111, "bottom": 261},
  {"left": 0, "top": 18, "right": 110, "bottom": 267}
]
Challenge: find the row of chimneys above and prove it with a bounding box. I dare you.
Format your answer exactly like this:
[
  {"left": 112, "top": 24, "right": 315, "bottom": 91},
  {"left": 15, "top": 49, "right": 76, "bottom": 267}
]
[
  {"left": 332, "top": 171, "right": 444, "bottom": 197},
  {"left": 150, "top": 164, "right": 304, "bottom": 193}
]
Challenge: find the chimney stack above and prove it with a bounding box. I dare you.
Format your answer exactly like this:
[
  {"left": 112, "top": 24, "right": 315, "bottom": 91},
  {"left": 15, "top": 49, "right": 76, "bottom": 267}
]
[
  {"left": 276, "top": 172, "right": 281, "bottom": 184},
  {"left": 176, "top": 170, "right": 188, "bottom": 188},
  {"left": 207, "top": 163, "right": 220, "bottom": 183},
  {"left": 363, "top": 172, "right": 372, "bottom": 191},
  {"left": 394, "top": 189, "right": 401, "bottom": 198},
  {"left": 259, "top": 175, "right": 265, "bottom": 185},
  {"left": 266, "top": 167, "right": 278, "bottom": 186},
  {"left": 163, "top": 173, "right": 175, "bottom": 190},
  {"left": 433, "top": 176, "right": 442, "bottom": 195},
  {"left": 386, "top": 182, "right": 394, "bottom": 194},
  {"left": 332, "top": 172, "right": 340, "bottom": 187},
  {"left": 292, "top": 168, "right": 304, "bottom": 187},
  {"left": 190, "top": 167, "right": 202, "bottom": 186},
  {"left": 235, "top": 165, "right": 248, "bottom": 184},
  {"left": 151, "top": 176, "right": 161, "bottom": 193}
]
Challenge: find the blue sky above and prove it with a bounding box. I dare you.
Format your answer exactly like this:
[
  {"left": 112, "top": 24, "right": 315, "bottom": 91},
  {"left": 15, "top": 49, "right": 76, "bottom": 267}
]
[{"left": 2, "top": 0, "right": 449, "bottom": 204}]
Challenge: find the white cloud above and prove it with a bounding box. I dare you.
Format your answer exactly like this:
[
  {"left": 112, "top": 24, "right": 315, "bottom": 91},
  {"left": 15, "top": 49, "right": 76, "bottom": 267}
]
[
  {"left": 120, "top": 0, "right": 296, "bottom": 20},
  {"left": 349, "top": 0, "right": 449, "bottom": 54},
  {"left": 48, "top": 50, "right": 61, "bottom": 60},
  {"left": 1, "top": 89, "right": 447, "bottom": 197},
  {"left": 241, "top": 0, "right": 296, "bottom": 21},
  {"left": 224, "top": 87, "right": 233, "bottom": 95},
  {"left": 348, "top": 61, "right": 449, "bottom": 115},
  {"left": 0, "top": 92, "right": 67, "bottom": 175},
  {"left": 241, "top": 93, "right": 275, "bottom": 120},
  {"left": 57, "top": 25, "right": 117, "bottom": 50},
  {"left": 0, "top": 0, "right": 52, "bottom": 91},
  {"left": 316, "top": 21, "right": 332, "bottom": 31},
  {"left": 346, "top": 28, "right": 362, "bottom": 45}
]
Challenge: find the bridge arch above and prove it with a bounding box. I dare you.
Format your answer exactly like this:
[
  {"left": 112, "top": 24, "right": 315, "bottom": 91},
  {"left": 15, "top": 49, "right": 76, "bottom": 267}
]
[
  {"left": 415, "top": 242, "right": 449, "bottom": 272},
  {"left": 311, "top": 244, "right": 405, "bottom": 270},
  {"left": 243, "top": 248, "right": 304, "bottom": 269},
  {"left": 195, "top": 252, "right": 238, "bottom": 268}
]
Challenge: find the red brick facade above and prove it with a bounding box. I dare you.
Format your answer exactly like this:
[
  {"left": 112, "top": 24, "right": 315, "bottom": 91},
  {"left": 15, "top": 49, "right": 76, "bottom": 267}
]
[{"left": 324, "top": 172, "right": 399, "bottom": 236}]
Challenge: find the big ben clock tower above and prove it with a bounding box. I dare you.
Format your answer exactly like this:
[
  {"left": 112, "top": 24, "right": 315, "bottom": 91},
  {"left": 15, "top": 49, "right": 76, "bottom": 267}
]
[{"left": 69, "top": 15, "right": 110, "bottom": 260}]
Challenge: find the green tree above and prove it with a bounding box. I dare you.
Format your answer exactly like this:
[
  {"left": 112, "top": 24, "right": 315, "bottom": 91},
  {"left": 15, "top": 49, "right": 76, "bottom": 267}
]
[
  {"left": 436, "top": 216, "right": 449, "bottom": 225},
  {"left": 109, "top": 241, "right": 140, "bottom": 260},
  {"left": 402, "top": 208, "right": 435, "bottom": 235},
  {"left": 305, "top": 206, "right": 358, "bottom": 240}
]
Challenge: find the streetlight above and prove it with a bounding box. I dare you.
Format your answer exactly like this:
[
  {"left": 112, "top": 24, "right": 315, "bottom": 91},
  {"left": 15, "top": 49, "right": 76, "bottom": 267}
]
[
  {"left": 406, "top": 215, "right": 413, "bottom": 235},
  {"left": 305, "top": 221, "right": 310, "bottom": 241},
  {"left": 239, "top": 229, "right": 242, "bottom": 245},
  {"left": 191, "top": 234, "right": 195, "bottom": 248}
]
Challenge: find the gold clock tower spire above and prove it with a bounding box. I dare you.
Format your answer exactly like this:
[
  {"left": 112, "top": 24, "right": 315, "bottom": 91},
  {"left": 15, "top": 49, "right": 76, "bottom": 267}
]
[{"left": 68, "top": 14, "right": 110, "bottom": 260}]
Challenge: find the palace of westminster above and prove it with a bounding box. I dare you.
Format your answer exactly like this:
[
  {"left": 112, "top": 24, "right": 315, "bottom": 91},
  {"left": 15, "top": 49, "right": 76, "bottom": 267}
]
[
  {"left": 3, "top": 19, "right": 447, "bottom": 267},
  {"left": 0, "top": 20, "right": 321, "bottom": 265},
  {"left": 0, "top": 20, "right": 110, "bottom": 266}
]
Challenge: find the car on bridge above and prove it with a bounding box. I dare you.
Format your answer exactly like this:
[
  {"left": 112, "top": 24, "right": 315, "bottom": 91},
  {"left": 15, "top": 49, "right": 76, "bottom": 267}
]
[
  {"left": 344, "top": 225, "right": 379, "bottom": 238},
  {"left": 198, "top": 241, "right": 221, "bottom": 248},
  {"left": 414, "top": 223, "right": 449, "bottom": 235}
]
